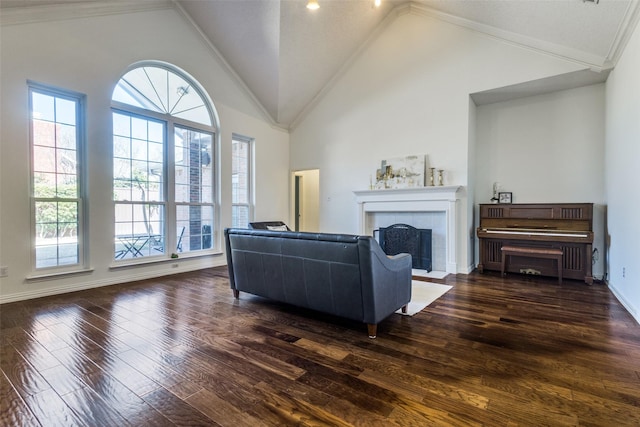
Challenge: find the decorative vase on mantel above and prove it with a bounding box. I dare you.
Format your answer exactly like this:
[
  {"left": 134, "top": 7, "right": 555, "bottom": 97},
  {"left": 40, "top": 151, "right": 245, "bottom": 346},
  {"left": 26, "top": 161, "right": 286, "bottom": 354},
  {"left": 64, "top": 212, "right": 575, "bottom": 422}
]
[{"left": 429, "top": 168, "right": 436, "bottom": 186}]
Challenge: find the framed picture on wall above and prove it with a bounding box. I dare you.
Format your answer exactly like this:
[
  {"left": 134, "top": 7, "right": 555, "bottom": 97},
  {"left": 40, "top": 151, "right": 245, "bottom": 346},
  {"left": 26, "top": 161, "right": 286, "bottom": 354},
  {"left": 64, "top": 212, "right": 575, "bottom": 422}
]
[{"left": 498, "top": 192, "right": 512, "bottom": 204}]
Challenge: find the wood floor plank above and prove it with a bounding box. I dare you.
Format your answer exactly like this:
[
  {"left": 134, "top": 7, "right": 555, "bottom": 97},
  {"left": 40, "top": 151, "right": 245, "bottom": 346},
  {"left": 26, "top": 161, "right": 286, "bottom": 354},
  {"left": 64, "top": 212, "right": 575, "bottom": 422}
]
[
  {"left": 250, "top": 380, "right": 358, "bottom": 427},
  {"left": 185, "top": 387, "right": 266, "bottom": 427},
  {"left": 21, "top": 387, "right": 88, "bottom": 426},
  {"left": 116, "top": 348, "right": 203, "bottom": 399},
  {"left": 57, "top": 386, "right": 131, "bottom": 427},
  {"left": 0, "top": 342, "right": 52, "bottom": 398},
  {"left": 2, "top": 268, "right": 640, "bottom": 426},
  {"left": 0, "top": 370, "right": 41, "bottom": 427},
  {"left": 143, "top": 386, "right": 219, "bottom": 427}
]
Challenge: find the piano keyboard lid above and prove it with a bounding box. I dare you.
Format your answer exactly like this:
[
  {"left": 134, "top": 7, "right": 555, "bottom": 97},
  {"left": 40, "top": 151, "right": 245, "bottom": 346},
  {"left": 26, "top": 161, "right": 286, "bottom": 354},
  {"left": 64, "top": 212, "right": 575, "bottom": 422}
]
[{"left": 481, "top": 228, "right": 590, "bottom": 238}]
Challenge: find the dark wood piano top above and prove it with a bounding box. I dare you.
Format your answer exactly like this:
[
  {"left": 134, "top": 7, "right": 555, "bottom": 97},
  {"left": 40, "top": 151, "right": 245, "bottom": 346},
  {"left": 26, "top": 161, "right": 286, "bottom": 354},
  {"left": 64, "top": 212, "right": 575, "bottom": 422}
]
[{"left": 479, "top": 203, "right": 593, "bottom": 233}]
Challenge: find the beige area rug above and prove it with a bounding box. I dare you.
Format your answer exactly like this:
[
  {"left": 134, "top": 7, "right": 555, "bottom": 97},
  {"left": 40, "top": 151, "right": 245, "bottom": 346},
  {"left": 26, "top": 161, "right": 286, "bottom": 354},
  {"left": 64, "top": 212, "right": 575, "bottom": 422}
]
[
  {"left": 396, "top": 280, "right": 453, "bottom": 316},
  {"left": 412, "top": 268, "right": 449, "bottom": 280}
]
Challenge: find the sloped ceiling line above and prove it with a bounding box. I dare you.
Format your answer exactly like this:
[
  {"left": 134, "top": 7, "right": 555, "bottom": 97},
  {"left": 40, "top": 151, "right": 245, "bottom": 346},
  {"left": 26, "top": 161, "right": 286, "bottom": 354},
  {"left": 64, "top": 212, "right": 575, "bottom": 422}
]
[
  {"left": 172, "top": 0, "right": 284, "bottom": 130},
  {"left": 289, "top": 2, "right": 407, "bottom": 130}
]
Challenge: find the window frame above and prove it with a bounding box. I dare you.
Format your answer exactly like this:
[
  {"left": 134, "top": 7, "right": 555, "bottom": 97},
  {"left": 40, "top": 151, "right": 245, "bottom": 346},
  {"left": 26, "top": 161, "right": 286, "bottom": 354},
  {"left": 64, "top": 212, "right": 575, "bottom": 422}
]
[
  {"left": 28, "top": 81, "right": 88, "bottom": 273},
  {"left": 231, "top": 134, "right": 254, "bottom": 229},
  {"left": 111, "top": 62, "right": 219, "bottom": 262},
  {"left": 112, "top": 108, "right": 168, "bottom": 259}
]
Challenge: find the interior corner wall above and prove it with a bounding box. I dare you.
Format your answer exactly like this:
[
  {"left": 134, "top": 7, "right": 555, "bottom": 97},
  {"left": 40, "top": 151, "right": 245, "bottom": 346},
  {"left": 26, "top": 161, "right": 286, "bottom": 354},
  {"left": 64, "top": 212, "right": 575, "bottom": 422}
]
[
  {"left": 475, "top": 84, "right": 606, "bottom": 278},
  {"left": 605, "top": 18, "right": 640, "bottom": 323},
  {"left": 467, "top": 97, "right": 478, "bottom": 271},
  {"left": 289, "top": 11, "right": 586, "bottom": 273},
  {"left": 0, "top": 8, "right": 289, "bottom": 302}
]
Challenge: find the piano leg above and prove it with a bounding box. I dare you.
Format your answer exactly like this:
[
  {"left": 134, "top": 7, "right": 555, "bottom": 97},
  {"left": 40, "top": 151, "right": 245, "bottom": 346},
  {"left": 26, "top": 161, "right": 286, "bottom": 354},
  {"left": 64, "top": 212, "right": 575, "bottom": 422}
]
[{"left": 585, "top": 243, "right": 593, "bottom": 285}]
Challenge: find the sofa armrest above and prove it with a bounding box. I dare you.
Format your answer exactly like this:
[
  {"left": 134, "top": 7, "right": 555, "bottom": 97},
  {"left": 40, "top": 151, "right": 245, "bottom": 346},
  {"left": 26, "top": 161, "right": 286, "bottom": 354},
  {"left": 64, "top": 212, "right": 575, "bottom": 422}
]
[
  {"left": 224, "top": 228, "right": 238, "bottom": 292},
  {"left": 359, "top": 237, "right": 412, "bottom": 324}
]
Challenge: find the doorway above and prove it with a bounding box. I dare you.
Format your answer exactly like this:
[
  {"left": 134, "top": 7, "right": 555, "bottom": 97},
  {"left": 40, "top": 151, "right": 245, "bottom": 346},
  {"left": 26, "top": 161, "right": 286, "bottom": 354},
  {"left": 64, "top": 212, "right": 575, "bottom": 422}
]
[{"left": 292, "top": 169, "right": 320, "bottom": 232}]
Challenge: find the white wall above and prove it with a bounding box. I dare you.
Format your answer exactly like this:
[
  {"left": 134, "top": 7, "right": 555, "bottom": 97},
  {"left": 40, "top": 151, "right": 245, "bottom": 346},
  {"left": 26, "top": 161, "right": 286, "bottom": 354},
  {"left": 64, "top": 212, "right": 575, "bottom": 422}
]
[
  {"left": 475, "top": 84, "right": 606, "bottom": 278},
  {"left": 290, "top": 11, "right": 587, "bottom": 272},
  {"left": 219, "top": 105, "right": 290, "bottom": 227},
  {"left": 0, "top": 7, "right": 289, "bottom": 302},
  {"left": 605, "top": 19, "right": 640, "bottom": 322}
]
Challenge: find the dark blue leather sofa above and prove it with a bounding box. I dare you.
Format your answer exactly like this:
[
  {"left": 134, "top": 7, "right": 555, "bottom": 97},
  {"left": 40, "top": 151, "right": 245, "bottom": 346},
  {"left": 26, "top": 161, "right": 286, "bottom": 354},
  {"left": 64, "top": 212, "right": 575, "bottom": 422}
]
[{"left": 224, "top": 228, "right": 412, "bottom": 338}]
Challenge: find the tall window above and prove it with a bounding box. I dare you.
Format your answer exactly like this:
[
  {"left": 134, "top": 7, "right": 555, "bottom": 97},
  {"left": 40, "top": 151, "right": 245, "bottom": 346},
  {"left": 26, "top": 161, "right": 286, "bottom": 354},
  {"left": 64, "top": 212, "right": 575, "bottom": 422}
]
[
  {"left": 112, "top": 112, "right": 165, "bottom": 258},
  {"left": 29, "top": 83, "right": 85, "bottom": 270},
  {"left": 112, "top": 63, "right": 216, "bottom": 260},
  {"left": 232, "top": 134, "right": 253, "bottom": 228}
]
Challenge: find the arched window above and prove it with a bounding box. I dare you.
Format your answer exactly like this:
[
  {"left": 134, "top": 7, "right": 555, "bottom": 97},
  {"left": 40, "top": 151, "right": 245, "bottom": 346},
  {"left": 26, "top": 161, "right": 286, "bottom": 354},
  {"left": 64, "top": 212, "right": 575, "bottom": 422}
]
[{"left": 111, "top": 62, "right": 218, "bottom": 260}]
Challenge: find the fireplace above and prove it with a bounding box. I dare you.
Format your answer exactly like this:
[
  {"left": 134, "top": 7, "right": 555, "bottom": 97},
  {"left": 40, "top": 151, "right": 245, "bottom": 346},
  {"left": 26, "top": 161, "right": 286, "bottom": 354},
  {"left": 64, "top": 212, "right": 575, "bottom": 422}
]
[
  {"left": 353, "top": 186, "right": 462, "bottom": 274},
  {"left": 376, "top": 223, "right": 432, "bottom": 271}
]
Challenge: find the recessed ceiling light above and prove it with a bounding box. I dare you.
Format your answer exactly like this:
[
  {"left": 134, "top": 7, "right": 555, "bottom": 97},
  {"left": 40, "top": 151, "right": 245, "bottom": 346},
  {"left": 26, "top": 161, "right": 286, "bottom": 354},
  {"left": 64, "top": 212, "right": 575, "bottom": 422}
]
[{"left": 307, "top": 0, "right": 319, "bottom": 10}]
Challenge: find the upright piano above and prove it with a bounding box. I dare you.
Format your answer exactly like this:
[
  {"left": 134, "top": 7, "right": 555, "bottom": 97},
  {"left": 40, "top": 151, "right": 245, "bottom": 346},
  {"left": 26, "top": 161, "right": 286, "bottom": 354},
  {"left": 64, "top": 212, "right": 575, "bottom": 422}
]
[{"left": 477, "top": 203, "right": 594, "bottom": 284}]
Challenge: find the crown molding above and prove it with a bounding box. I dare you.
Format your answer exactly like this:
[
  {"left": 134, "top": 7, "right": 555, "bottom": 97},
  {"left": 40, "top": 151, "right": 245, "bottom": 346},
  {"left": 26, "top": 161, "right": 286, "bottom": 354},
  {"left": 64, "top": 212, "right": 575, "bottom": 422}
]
[
  {"left": 605, "top": 0, "right": 640, "bottom": 66},
  {"left": 1, "top": 0, "right": 174, "bottom": 26},
  {"left": 405, "top": 2, "right": 607, "bottom": 70}
]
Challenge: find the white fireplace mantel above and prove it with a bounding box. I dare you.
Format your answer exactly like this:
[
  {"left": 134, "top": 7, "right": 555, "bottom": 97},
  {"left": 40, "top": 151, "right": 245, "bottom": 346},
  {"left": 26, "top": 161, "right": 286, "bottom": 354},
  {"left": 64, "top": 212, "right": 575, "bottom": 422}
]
[{"left": 354, "top": 186, "right": 463, "bottom": 273}]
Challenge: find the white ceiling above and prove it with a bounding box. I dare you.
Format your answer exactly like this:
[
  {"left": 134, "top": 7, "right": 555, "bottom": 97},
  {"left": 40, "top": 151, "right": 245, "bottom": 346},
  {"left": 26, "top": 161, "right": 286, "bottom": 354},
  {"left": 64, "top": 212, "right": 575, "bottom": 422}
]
[
  {"left": 3, "top": 0, "right": 639, "bottom": 128},
  {"left": 175, "top": 0, "right": 638, "bottom": 128}
]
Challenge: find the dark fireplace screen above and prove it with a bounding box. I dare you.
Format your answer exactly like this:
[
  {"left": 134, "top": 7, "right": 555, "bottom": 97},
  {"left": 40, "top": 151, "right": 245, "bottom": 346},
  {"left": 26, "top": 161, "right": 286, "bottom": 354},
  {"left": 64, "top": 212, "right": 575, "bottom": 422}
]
[{"left": 375, "top": 223, "right": 432, "bottom": 271}]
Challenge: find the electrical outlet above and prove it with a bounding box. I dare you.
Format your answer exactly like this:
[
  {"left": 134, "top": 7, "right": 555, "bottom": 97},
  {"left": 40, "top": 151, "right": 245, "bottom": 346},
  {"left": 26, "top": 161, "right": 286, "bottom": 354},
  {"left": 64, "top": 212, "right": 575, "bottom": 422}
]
[{"left": 0, "top": 266, "right": 8, "bottom": 277}]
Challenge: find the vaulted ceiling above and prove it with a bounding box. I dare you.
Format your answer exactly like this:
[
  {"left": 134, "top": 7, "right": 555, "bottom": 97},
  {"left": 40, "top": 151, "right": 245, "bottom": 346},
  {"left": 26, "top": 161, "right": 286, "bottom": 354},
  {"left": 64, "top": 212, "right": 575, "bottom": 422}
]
[
  {"left": 3, "top": 0, "right": 639, "bottom": 129},
  {"left": 174, "top": 0, "right": 638, "bottom": 128}
]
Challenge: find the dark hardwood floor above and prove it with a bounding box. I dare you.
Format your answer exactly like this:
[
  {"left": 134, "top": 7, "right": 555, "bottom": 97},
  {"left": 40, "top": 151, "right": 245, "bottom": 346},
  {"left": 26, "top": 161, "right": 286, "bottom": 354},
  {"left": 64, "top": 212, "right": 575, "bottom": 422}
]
[{"left": 2, "top": 267, "right": 640, "bottom": 426}]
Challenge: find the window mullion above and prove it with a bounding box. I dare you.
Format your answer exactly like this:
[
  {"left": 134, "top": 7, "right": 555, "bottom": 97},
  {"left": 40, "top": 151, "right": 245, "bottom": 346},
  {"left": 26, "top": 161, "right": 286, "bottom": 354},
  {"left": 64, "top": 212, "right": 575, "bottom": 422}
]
[{"left": 166, "top": 121, "right": 176, "bottom": 254}]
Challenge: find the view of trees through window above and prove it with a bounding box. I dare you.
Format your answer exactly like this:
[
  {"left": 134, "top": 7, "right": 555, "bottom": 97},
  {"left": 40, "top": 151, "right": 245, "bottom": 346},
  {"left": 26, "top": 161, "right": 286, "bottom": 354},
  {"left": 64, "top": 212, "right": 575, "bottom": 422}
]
[{"left": 30, "top": 87, "right": 83, "bottom": 269}]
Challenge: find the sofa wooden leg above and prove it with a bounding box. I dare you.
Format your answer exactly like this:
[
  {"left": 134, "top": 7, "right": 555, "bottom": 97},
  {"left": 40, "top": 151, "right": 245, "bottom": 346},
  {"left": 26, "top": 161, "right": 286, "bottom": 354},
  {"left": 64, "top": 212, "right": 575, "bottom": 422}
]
[
  {"left": 233, "top": 289, "right": 239, "bottom": 299},
  {"left": 401, "top": 305, "right": 408, "bottom": 314},
  {"left": 367, "top": 324, "right": 377, "bottom": 339}
]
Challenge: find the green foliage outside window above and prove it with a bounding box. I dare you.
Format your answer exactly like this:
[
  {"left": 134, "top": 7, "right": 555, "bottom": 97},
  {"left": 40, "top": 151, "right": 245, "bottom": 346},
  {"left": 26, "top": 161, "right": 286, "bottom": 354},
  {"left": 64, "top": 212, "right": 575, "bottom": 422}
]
[{"left": 34, "top": 183, "right": 78, "bottom": 239}]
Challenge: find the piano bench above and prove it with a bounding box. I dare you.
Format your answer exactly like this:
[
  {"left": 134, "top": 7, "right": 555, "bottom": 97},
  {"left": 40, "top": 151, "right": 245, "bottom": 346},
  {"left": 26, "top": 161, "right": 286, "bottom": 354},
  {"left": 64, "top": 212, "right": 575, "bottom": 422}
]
[{"left": 501, "top": 246, "right": 563, "bottom": 284}]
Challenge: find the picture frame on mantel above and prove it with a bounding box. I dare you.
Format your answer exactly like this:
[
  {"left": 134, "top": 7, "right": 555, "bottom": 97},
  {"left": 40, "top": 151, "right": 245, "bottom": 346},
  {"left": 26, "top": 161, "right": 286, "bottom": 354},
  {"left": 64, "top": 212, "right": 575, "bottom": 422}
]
[{"left": 498, "top": 192, "right": 512, "bottom": 204}]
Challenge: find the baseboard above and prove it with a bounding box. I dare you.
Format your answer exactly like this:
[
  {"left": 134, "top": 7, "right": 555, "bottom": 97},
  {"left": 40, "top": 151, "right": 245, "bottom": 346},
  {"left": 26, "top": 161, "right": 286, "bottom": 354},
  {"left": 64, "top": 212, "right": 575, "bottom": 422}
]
[
  {"left": 0, "top": 264, "right": 223, "bottom": 304},
  {"left": 461, "top": 263, "right": 475, "bottom": 274},
  {"left": 608, "top": 283, "right": 640, "bottom": 326}
]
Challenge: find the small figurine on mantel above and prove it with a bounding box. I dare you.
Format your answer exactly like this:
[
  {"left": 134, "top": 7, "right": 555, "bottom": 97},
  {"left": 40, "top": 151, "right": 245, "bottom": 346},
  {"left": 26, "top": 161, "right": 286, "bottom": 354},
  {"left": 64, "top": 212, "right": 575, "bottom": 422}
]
[{"left": 490, "top": 182, "right": 500, "bottom": 203}]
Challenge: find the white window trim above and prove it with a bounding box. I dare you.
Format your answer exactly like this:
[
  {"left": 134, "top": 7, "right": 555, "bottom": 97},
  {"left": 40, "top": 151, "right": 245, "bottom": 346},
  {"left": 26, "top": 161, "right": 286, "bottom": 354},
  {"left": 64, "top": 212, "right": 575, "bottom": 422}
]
[
  {"left": 28, "top": 81, "right": 88, "bottom": 274},
  {"left": 232, "top": 134, "right": 254, "bottom": 228}
]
